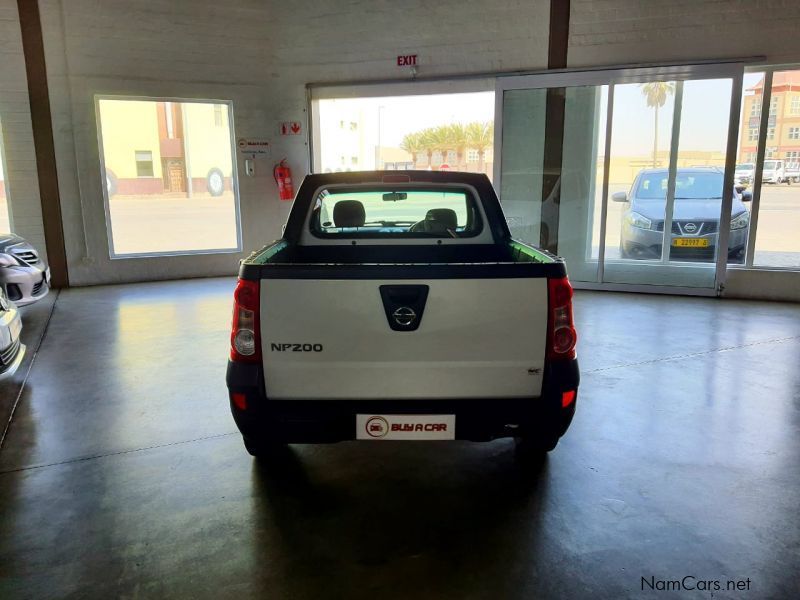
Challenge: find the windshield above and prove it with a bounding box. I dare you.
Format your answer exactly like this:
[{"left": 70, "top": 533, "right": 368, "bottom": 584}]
[
  {"left": 735, "top": 163, "right": 753, "bottom": 171},
  {"left": 310, "top": 187, "right": 482, "bottom": 238},
  {"left": 635, "top": 172, "right": 723, "bottom": 200},
  {"left": 764, "top": 160, "right": 778, "bottom": 170}
]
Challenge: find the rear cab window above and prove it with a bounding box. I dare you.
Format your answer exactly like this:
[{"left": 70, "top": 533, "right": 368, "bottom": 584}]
[{"left": 309, "top": 186, "right": 484, "bottom": 239}]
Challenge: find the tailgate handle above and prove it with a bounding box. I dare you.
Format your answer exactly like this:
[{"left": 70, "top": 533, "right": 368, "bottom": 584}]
[{"left": 379, "top": 285, "right": 429, "bottom": 332}]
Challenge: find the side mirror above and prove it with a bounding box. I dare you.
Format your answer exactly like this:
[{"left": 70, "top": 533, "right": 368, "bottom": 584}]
[
  {"left": 742, "top": 190, "right": 753, "bottom": 202},
  {"left": 611, "top": 191, "right": 628, "bottom": 202}
]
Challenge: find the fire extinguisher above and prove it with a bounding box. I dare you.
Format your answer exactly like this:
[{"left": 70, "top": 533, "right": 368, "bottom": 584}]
[{"left": 273, "top": 159, "right": 294, "bottom": 201}]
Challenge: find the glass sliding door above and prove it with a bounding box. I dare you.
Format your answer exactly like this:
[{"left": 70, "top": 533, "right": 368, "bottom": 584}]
[
  {"left": 497, "top": 88, "right": 547, "bottom": 246},
  {"left": 736, "top": 68, "right": 800, "bottom": 270},
  {"left": 602, "top": 77, "right": 737, "bottom": 289},
  {"left": 495, "top": 63, "right": 743, "bottom": 294}
]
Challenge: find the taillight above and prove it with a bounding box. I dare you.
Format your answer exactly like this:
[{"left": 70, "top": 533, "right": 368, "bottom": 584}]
[
  {"left": 231, "top": 278, "right": 261, "bottom": 363},
  {"left": 547, "top": 277, "right": 577, "bottom": 360}
]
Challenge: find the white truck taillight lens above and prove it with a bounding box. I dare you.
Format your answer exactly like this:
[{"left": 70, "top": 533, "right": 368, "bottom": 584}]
[
  {"left": 231, "top": 279, "right": 261, "bottom": 362},
  {"left": 547, "top": 277, "right": 577, "bottom": 360}
]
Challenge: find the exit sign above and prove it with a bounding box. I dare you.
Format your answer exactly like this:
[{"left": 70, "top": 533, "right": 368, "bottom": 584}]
[{"left": 397, "top": 54, "right": 418, "bottom": 67}]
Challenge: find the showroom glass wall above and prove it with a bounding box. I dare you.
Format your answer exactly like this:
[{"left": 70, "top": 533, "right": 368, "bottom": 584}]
[
  {"left": 95, "top": 97, "right": 242, "bottom": 257},
  {"left": 309, "top": 63, "right": 799, "bottom": 296}
]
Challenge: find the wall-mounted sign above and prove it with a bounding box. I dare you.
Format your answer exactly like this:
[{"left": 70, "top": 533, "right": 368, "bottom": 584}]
[
  {"left": 237, "top": 138, "right": 271, "bottom": 155},
  {"left": 281, "top": 122, "right": 302, "bottom": 136},
  {"left": 397, "top": 54, "right": 418, "bottom": 67}
]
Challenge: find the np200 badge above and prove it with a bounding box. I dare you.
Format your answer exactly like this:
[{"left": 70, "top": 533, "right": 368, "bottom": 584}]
[{"left": 270, "top": 343, "right": 323, "bottom": 352}]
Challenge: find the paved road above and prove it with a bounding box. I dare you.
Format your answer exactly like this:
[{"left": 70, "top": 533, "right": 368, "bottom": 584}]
[{"left": 107, "top": 192, "right": 239, "bottom": 254}]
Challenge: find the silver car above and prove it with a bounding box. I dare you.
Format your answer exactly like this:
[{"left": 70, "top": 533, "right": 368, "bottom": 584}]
[
  {"left": 613, "top": 168, "right": 750, "bottom": 262},
  {"left": 0, "top": 233, "right": 50, "bottom": 306},
  {"left": 0, "top": 286, "right": 25, "bottom": 380}
]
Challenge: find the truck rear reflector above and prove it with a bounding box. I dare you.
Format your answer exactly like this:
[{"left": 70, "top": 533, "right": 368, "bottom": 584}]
[
  {"left": 231, "top": 279, "right": 261, "bottom": 363},
  {"left": 547, "top": 277, "right": 577, "bottom": 360},
  {"left": 231, "top": 392, "right": 247, "bottom": 411}
]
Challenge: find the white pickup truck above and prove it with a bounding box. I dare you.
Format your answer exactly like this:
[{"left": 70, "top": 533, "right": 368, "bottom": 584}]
[{"left": 226, "top": 171, "right": 579, "bottom": 458}]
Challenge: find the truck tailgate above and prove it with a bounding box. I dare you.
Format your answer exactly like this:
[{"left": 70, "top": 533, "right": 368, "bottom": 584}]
[{"left": 260, "top": 278, "right": 548, "bottom": 400}]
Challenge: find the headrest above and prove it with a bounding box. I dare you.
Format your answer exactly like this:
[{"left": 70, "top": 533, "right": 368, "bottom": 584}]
[
  {"left": 333, "top": 200, "right": 366, "bottom": 228},
  {"left": 424, "top": 208, "right": 458, "bottom": 230}
]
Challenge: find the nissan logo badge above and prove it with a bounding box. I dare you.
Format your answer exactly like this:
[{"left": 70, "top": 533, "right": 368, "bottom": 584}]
[{"left": 392, "top": 306, "right": 417, "bottom": 327}]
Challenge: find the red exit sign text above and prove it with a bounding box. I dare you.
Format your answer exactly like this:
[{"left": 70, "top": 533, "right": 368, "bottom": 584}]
[{"left": 397, "top": 54, "right": 418, "bottom": 67}]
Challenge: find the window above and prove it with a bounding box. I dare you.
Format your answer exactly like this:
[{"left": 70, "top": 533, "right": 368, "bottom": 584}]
[
  {"left": 134, "top": 151, "right": 154, "bottom": 177},
  {"left": 97, "top": 98, "right": 240, "bottom": 256},
  {"left": 0, "top": 119, "right": 10, "bottom": 233},
  {"left": 313, "top": 92, "right": 494, "bottom": 177},
  {"left": 351, "top": 156, "right": 358, "bottom": 165},
  {"left": 750, "top": 69, "right": 800, "bottom": 269},
  {"left": 749, "top": 101, "right": 760, "bottom": 117},
  {"left": 310, "top": 187, "right": 482, "bottom": 238},
  {"left": 767, "top": 127, "right": 775, "bottom": 140},
  {"left": 769, "top": 96, "right": 778, "bottom": 116},
  {"left": 748, "top": 128, "right": 758, "bottom": 141},
  {"left": 467, "top": 149, "right": 479, "bottom": 162}
]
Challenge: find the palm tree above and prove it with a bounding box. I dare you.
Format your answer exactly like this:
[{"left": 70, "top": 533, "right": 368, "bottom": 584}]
[
  {"left": 466, "top": 121, "right": 494, "bottom": 174},
  {"left": 418, "top": 128, "right": 436, "bottom": 166},
  {"left": 639, "top": 82, "right": 675, "bottom": 167},
  {"left": 421, "top": 126, "right": 450, "bottom": 168},
  {"left": 399, "top": 132, "right": 423, "bottom": 167},
  {"left": 445, "top": 123, "right": 468, "bottom": 170}
]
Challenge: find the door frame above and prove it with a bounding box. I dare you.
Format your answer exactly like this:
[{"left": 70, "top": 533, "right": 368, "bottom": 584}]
[{"left": 494, "top": 62, "right": 746, "bottom": 296}]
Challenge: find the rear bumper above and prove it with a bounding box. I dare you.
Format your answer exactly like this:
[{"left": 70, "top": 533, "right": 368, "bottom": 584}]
[{"left": 226, "top": 359, "right": 579, "bottom": 443}]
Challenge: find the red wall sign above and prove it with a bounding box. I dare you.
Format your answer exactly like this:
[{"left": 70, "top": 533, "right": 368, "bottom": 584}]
[
  {"left": 280, "top": 122, "right": 302, "bottom": 136},
  {"left": 397, "top": 54, "right": 418, "bottom": 67}
]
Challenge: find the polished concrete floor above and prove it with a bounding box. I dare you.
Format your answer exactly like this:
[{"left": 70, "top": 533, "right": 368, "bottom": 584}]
[{"left": 1, "top": 278, "right": 799, "bottom": 598}]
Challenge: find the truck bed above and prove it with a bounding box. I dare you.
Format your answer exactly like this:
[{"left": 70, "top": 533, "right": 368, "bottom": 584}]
[{"left": 240, "top": 240, "right": 566, "bottom": 280}]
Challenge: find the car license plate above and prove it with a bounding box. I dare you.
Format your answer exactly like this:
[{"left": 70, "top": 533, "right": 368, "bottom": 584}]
[
  {"left": 672, "top": 238, "right": 709, "bottom": 248},
  {"left": 10, "top": 316, "right": 21, "bottom": 341},
  {"left": 356, "top": 414, "right": 455, "bottom": 440}
]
